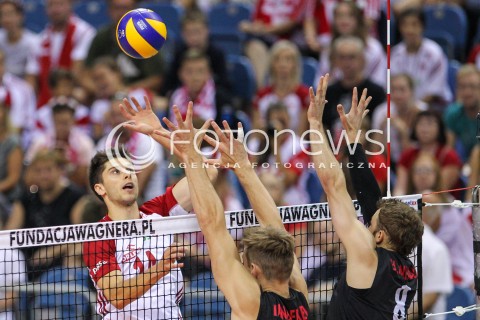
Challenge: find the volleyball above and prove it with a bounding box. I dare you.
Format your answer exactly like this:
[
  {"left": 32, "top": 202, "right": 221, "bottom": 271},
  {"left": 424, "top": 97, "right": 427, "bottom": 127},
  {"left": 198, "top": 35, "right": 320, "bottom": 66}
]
[{"left": 116, "top": 9, "right": 167, "bottom": 59}]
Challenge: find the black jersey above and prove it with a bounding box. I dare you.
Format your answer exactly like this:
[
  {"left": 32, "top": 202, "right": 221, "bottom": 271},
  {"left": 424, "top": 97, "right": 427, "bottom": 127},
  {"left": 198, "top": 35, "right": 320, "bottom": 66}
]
[
  {"left": 327, "top": 247, "right": 417, "bottom": 320},
  {"left": 257, "top": 288, "right": 310, "bottom": 320}
]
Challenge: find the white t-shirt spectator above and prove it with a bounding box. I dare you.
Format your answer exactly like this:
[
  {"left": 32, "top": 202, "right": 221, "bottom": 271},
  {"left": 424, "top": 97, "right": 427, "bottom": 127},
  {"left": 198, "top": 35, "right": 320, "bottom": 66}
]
[
  {"left": 391, "top": 38, "right": 452, "bottom": 103},
  {"left": 0, "top": 29, "right": 39, "bottom": 78}
]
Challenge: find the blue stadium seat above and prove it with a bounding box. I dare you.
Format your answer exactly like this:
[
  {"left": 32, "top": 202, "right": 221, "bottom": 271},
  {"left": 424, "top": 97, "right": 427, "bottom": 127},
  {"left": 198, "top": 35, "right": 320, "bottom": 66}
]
[
  {"left": 447, "top": 59, "right": 461, "bottom": 99},
  {"left": 227, "top": 55, "right": 256, "bottom": 101},
  {"left": 23, "top": 0, "right": 48, "bottom": 33},
  {"left": 306, "top": 169, "right": 323, "bottom": 203},
  {"left": 139, "top": 2, "right": 183, "bottom": 41},
  {"left": 73, "top": 0, "right": 109, "bottom": 29},
  {"left": 424, "top": 30, "right": 455, "bottom": 59},
  {"left": 210, "top": 32, "right": 243, "bottom": 56},
  {"left": 423, "top": 5, "right": 468, "bottom": 60},
  {"left": 446, "top": 286, "right": 476, "bottom": 320},
  {"left": 302, "top": 57, "right": 318, "bottom": 87},
  {"left": 208, "top": 3, "right": 252, "bottom": 37}
]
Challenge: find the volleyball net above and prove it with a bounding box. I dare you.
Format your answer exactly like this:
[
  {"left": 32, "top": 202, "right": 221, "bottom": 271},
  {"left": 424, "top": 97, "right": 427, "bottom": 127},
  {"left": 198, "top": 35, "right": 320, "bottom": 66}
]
[{"left": 0, "top": 195, "right": 422, "bottom": 320}]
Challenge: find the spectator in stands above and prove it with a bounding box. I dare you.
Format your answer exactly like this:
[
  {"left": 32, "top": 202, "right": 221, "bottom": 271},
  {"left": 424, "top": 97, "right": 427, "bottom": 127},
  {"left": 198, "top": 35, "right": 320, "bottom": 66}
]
[
  {"left": 0, "top": 249, "right": 27, "bottom": 319},
  {"left": 35, "top": 69, "right": 91, "bottom": 136},
  {"left": 90, "top": 57, "right": 152, "bottom": 141},
  {"left": 26, "top": 103, "right": 95, "bottom": 189},
  {"left": 315, "top": 1, "right": 387, "bottom": 88},
  {"left": 85, "top": 0, "right": 164, "bottom": 93},
  {"left": 26, "top": 0, "right": 96, "bottom": 107},
  {"left": 169, "top": 49, "right": 234, "bottom": 126},
  {"left": 0, "top": 102, "right": 23, "bottom": 225},
  {"left": 444, "top": 64, "right": 480, "bottom": 161},
  {"left": 252, "top": 40, "right": 310, "bottom": 135},
  {"left": 0, "top": 0, "right": 39, "bottom": 78},
  {"left": 251, "top": 102, "right": 310, "bottom": 206},
  {"left": 3, "top": 150, "right": 86, "bottom": 280},
  {"left": 303, "top": 0, "right": 330, "bottom": 54},
  {"left": 0, "top": 49, "right": 36, "bottom": 148},
  {"left": 239, "top": 0, "right": 308, "bottom": 88},
  {"left": 391, "top": 8, "right": 451, "bottom": 107},
  {"left": 323, "top": 36, "right": 385, "bottom": 135},
  {"left": 394, "top": 110, "right": 463, "bottom": 198},
  {"left": 164, "top": 10, "right": 229, "bottom": 95},
  {"left": 372, "top": 73, "right": 427, "bottom": 165},
  {"left": 96, "top": 96, "right": 166, "bottom": 201}
]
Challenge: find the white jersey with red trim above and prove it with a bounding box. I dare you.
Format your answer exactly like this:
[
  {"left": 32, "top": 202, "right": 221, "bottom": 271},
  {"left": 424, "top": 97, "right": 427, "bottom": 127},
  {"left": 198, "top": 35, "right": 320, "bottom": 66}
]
[{"left": 83, "top": 187, "right": 188, "bottom": 319}]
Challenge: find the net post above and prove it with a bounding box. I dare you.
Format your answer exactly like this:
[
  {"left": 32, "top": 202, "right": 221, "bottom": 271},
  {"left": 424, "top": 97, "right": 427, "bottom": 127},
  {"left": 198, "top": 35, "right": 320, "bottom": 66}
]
[
  {"left": 472, "top": 186, "right": 480, "bottom": 297},
  {"left": 417, "top": 197, "right": 423, "bottom": 319}
]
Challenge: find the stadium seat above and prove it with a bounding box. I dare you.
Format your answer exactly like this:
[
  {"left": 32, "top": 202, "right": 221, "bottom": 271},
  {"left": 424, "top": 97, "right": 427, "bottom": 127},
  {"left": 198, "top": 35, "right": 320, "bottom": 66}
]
[
  {"left": 23, "top": 0, "right": 48, "bottom": 33},
  {"left": 226, "top": 55, "right": 256, "bottom": 102},
  {"left": 73, "top": 0, "right": 109, "bottom": 30},
  {"left": 302, "top": 57, "right": 318, "bottom": 87},
  {"left": 210, "top": 32, "right": 243, "bottom": 56},
  {"left": 446, "top": 286, "right": 476, "bottom": 320},
  {"left": 208, "top": 3, "right": 252, "bottom": 37},
  {"left": 139, "top": 2, "right": 183, "bottom": 41},
  {"left": 306, "top": 169, "right": 323, "bottom": 204},
  {"left": 447, "top": 59, "right": 461, "bottom": 99},
  {"left": 423, "top": 5, "right": 468, "bottom": 60},
  {"left": 424, "top": 30, "right": 455, "bottom": 59}
]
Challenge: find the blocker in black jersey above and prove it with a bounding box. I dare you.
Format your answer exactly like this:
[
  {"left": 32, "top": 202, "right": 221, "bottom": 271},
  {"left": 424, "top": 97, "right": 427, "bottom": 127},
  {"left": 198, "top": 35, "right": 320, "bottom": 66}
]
[
  {"left": 258, "top": 288, "right": 310, "bottom": 320},
  {"left": 327, "top": 247, "right": 417, "bottom": 320}
]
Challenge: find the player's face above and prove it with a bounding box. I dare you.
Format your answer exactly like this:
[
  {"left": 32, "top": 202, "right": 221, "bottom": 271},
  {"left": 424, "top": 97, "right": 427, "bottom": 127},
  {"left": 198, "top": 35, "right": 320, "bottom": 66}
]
[
  {"left": 99, "top": 158, "right": 139, "bottom": 206},
  {"left": 391, "top": 76, "right": 413, "bottom": 108},
  {"left": 272, "top": 48, "right": 297, "bottom": 79},
  {"left": 399, "top": 16, "right": 423, "bottom": 47},
  {"left": 182, "top": 22, "right": 209, "bottom": 50},
  {"left": 334, "top": 3, "right": 357, "bottom": 35},
  {"left": 46, "top": 0, "right": 72, "bottom": 26},
  {"left": 0, "top": 3, "right": 23, "bottom": 31},
  {"left": 179, "top": 59, "right": 211, "bottom": 95},
  {"left": 456, "top": 73, "right": 480, "bottom": 109}
]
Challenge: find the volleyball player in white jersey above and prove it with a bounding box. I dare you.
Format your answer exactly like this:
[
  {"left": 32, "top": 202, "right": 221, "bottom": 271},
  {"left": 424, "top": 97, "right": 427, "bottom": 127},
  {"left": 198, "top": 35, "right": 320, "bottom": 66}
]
[{"left": 83, "top": 97, "right": 217, "bottom": 319}]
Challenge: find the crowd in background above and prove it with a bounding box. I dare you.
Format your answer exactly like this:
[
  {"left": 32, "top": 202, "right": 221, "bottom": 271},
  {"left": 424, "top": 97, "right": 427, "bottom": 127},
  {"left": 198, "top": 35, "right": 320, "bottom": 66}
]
[{"left": 0, "top": 0, "right": 479, "bottom": 318}]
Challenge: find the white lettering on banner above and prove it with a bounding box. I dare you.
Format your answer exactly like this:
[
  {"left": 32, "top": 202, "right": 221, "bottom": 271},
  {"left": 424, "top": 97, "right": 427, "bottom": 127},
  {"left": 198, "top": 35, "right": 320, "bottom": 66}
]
[{"left": 0, "top": 195, "right": 422, "bottom": 249}]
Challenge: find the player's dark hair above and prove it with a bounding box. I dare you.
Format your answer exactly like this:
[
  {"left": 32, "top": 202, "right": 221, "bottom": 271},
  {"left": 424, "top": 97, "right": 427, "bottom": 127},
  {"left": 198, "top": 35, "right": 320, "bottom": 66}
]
[
  {"left": 397, "top": 7, "right": 425, "bottom": 29},
  {"left": 375, "top": 199, "right": 424, "bottom": 256},
  {"left": 89, "top": 149, "right": 131, "bottom": 202},
  {"left": 241, "top": 226, "right": 295, "bottom": 281},
  {"left": 410, "top": 110, "right": 447, "bottom": 145}
]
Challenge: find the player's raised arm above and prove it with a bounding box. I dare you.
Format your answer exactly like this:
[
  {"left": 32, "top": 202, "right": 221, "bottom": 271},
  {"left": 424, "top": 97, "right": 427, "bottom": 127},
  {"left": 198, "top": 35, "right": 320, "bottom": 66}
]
[
  {"left": 337, "top": 87, "right": 381, "bottom": 226},
  {"left": 204, "top": 121, "right": 308, "bottom": 299},
  {"left": 204, "top": 121, "right": 282, "bottom": 229},
  {"left": 308, "top": 75, "right": 377, "bottom": 288},
  {"left": 158, "top": 105, "right": 260, "bottom": 318}
]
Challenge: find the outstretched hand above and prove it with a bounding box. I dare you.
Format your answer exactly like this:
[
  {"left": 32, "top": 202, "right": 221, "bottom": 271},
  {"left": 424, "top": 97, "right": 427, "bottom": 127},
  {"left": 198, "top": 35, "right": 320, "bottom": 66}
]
[
  {"left": 154, "top": 102, "right": 210, "bottom": 161},
  {"left": 203, "top": 121, "right": 250, "bottom": 169},
  {"left": 120, "top": 96, "right": 163, "bottom": 135},
  {"left": 307, "top": 74, "right": 329, "bottom": 126},
  {"left": 336, "top": 87, "right": 372, "bottom": 144}
]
